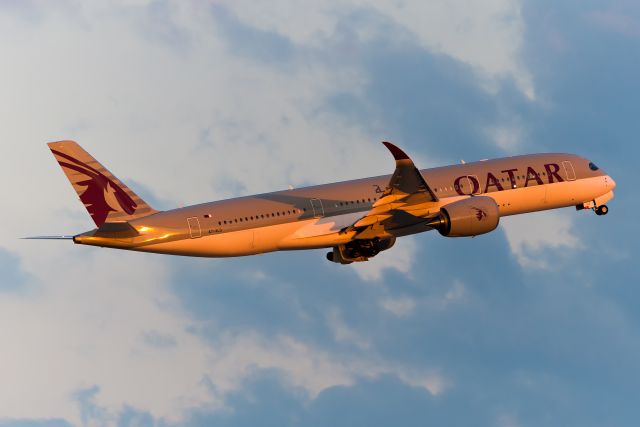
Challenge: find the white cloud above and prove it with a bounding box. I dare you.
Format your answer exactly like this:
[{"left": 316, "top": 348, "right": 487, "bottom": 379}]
[
  {"left": 380, "top": 280, "right": 466, "bottom": 318},
  {"left": 486, "top": 125, "right": 523, "bottom": 152},
  {"left": 380, "top": 296, "right": 416, "bottom": 317},
  {"left": 327, "top": 308, "right": 371, "bottom": 349},
  {"left": 219, "top": 0, "right": 534, "bottom": 97},
  {"left": 0, "top": 244, "right": 449, "bottom": 425},
  {"left": 397, "top": 370, "right": 450, "bottom": 396},
  {"left": 0, "top": 1, "right": 524, "bottom": 423},
  {"left": 501, "top": 210, "right": 581, "bottom": 269},
  {"left": 352, "top": 236, "right": 418, "bottom": 281},
  {"left": 0, "top": 248, "right": 215, "bottom": 423},
  {"left": 444, "top": 280, "right": 466, "bottom": 304}
]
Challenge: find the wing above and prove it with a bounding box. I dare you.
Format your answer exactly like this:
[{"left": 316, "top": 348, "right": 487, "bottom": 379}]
[{"left": 344, "top": 142, "right": 440, "bottom": 238}]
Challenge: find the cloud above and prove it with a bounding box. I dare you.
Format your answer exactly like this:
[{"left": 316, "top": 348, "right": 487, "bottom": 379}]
[
  {"left": 2, "top": 1, "right": 639, "bottom": 427},
  {"left": 326, "top": 308, "right": 371, "bottom": 349},
  {"left": 351, "top": 236, "right": 417, "bottom": 281},
  {"left": 217, "top": 0, "right": 533, "bottom": 97},
  {"left": 486, "top": 125, "right": 524, "bottom": 152},
  {"left": 500, "top": 210, "right": 580, "bottom": 269},
  {"left": 0, "top": 248, "right": 28, "bottom": 293},
  {"left": 0, "top": 248, "right": 216, "bottom": 424},
  {"left": 380, "top": 296, "right": 416, "bottom": 317}
]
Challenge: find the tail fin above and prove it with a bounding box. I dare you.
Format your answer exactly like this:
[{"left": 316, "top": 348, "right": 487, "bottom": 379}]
[{"left": 48, "top": 140, "right": 158, "bottom": 227}]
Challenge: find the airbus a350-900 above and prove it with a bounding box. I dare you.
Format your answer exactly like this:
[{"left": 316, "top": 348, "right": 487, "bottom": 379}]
[{"left": 32, "top": 140, "right": 615, "bottom": 264}]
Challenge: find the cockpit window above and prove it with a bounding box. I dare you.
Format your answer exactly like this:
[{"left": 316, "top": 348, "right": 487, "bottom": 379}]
[{"left": 589, "top": 162, "right": 599, "bottom": 171}]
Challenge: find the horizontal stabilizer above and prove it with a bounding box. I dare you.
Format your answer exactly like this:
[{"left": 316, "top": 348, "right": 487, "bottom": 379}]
[{"left": 22, "top": 236, "right": 74, "bottom": 240}]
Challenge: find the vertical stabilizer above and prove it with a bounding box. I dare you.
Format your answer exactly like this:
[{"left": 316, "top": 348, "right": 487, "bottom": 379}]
[{"left": 48, "top": 140, "right": 158, "bottom": 227}]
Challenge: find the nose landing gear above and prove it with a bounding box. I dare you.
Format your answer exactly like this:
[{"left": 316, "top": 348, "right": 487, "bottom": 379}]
[{"left": 595, "top": 205, "right": 609, "bottom": 216}]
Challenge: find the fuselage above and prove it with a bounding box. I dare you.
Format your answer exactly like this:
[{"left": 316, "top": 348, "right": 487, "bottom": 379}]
[{"left": 73, "top": 152, "right": 616, "bottom": 257}]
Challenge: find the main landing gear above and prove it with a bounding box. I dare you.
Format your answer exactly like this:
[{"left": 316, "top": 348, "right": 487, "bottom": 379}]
[{"left": 595, "top": 205, "right": 609, "bottom": 216}]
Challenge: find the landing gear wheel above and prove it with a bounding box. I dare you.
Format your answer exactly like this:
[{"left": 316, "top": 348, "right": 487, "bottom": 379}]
[{"left": 595, "top": 205, "right": 609, "bottom": 216}]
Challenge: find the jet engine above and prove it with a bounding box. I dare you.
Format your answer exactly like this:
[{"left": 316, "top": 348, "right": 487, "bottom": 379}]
[
  {"left": 428, "top": 196, "right": 499, "bottom": 237},
  {"left": 327, "top": 237, "right": 396, "bottom": 264}
]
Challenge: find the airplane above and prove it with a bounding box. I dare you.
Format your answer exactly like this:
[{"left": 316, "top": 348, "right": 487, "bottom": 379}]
[{"left": 32, "top": 140, "right": 616, "bottom": 264}]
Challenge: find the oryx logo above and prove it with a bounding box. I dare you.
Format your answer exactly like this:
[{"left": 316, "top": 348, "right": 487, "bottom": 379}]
[
  {"left": 471, "top": 207, "right": 488, "bottom": 221},
  {"left": 51, "top": 149, "right": 137, "bottom": 226}
]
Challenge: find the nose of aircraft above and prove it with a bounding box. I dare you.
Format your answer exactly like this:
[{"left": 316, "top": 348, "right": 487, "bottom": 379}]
[{"left": 607, "top": 175, "right": 617, "bottom": 190}]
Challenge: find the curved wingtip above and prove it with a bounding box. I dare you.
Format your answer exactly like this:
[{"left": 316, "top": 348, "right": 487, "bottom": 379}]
[{"left": 382, "top": 141, "right": 410, "bottom": 160}]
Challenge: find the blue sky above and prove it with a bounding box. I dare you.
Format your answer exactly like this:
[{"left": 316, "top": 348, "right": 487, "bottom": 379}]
[{"left": 0, "top": 1, "right": 638, "bottom": 426}]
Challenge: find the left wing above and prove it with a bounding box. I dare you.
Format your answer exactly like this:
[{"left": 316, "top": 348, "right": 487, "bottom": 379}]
[{"left": 344, "top": 141, "right": 440, "bottom": 238}]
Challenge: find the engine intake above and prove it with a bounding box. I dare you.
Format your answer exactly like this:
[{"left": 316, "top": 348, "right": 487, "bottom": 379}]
[{"left": 428, "top": 196, "right": 499, "bottom": 237}]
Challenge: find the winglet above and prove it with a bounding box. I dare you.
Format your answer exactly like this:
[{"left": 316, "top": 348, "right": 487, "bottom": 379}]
[
  {"left": 380, "top": 141, "right": 439, "bottom": 203},
  {"left": 382, "top": 141, "right": 410, "bottom": 160}
]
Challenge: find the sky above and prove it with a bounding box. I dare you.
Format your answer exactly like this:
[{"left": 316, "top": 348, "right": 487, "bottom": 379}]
[{"left": 0, "top": 0, "right": 639, "bottom": 426}]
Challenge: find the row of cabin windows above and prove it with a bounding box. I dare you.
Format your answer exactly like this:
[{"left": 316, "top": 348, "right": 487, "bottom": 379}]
[
  {"left": 204, "top": 198, "right": 380, "bottom": 227},
  {"left": 433, "top": 172, "right": 551, "bottom": 193},
  {"left": 334, "top": 198, "right": 377, "bottom": 207},
  {"left": 202, "top": 171, "right": 555, "bottom": 226},
  {"left": 214, "top": 208, "right": 306, "bottom": 226}
]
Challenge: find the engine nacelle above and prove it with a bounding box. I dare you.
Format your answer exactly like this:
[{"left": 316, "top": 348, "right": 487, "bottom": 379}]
[
  {"left": 429, "top": 196, "right": 500, "bottom": 237},
  {"left": 327, "top": 237, "right": 396, "bottom": 264}
]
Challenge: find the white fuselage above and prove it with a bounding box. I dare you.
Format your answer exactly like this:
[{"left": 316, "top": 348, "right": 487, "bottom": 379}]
[{"left": 100, "top": 154, "right": 614, "bottom": 258}]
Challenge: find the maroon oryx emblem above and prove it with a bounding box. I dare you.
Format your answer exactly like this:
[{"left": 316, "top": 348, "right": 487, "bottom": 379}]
[
  {"left": 471, "top": 206, "right": 488, "bottom": 221},
  {"left": 51, "top": 149, "right": 137, "bottom": 226}
]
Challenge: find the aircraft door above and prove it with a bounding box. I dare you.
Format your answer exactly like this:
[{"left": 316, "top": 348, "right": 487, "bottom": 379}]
[
  {"left": 563, "top": 161, "right": 576, "bottom": 181},
  {"left": 187, "top": 217, "right": 202, "bottom": 238},
  {"left": 310, "top": 198, "right": 324, "bottom": 218}
]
